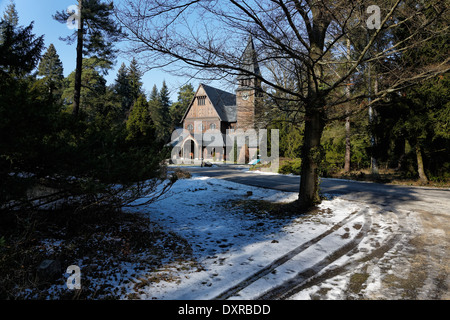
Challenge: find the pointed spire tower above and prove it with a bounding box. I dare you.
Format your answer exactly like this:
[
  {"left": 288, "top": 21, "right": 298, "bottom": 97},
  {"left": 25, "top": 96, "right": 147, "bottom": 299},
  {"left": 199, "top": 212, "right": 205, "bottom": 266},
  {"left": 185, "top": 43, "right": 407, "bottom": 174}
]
[{"left": 236, "top": 35, "right": 261, "bottom": 130}]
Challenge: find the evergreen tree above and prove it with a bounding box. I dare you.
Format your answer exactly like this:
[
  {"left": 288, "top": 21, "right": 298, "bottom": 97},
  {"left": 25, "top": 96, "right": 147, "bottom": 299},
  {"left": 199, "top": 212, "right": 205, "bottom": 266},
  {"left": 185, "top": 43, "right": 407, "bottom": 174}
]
[
  {"left": 2, "top": 0, "right": 18, "bottom": 27},
  {"left": 114, "top": 62, "right": 132, "bottom": 116},
  {"left": 113, "top": 59, "right": 144, "bottom": 118},
  {"left": 148, "top": 84, "right": 159, "bottom": 106},
  {"left": 159, "top": 81, "right": 170, "bottom": 104},
  {"left": 149, "top": 84, "right": 162, "bottom": 136},
  {"left": 126, "top": 95, "right": 153, "bottom": 141},
  {"left": 54, "top": 0, "right": 123, "bottom": 115},
  {"left": 62, "top": 57, "right": 108, "bottom": 117},
  {"left": 375, "top": 3, "right": 450, "bottom": 184},
  {"left": 0, "top": 2, "right": 171, "bottom": 224},
  {"left": 0, "top": 21, "right": 43, "bottom": 78},
  {"left": 37, "top": 44, "right": 64, "bottom": 100},
  {"left": 0, "top": 6, "right": 47, "bottom": 205},
  {"left": 169, "top": 83, "right": 194, "bottom": 128},
  {"left": 0, "top": 0, "right": 18, "bottom": 42},
  {"left": 149, "top": 84, "right": 170, "bottom": 142},
  {"left": 127, "top": 57, "right": 143, "bottom": 104},
  {"left": 159, "top": 81, "right": 171, "bottom": 119},
  {"left": 150, "top": 81, "right": 171, "bottom": 142}
]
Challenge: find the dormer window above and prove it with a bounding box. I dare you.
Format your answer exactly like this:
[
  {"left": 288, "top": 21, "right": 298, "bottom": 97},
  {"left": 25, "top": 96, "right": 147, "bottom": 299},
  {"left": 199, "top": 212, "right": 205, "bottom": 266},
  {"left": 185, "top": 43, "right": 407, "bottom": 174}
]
[{"left": 198, "top": 96, "right": 206, "bottom": 106}]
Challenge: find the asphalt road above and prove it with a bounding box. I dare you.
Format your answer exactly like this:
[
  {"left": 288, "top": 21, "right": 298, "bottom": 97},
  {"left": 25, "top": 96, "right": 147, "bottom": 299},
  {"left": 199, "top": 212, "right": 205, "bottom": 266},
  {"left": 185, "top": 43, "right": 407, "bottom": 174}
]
[
  {"left": 179, "top": 164, "right": 450, "bottom": 299},
  {"left": 181, "top": 165, "right": 450, "bottom": 215}
]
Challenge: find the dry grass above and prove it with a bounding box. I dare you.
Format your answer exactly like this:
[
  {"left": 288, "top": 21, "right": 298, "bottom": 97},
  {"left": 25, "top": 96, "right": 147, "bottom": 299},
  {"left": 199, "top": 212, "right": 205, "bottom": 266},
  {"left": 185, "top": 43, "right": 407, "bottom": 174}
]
[{"left": 171, "top": 168, "right": 192, "bottom": 180}]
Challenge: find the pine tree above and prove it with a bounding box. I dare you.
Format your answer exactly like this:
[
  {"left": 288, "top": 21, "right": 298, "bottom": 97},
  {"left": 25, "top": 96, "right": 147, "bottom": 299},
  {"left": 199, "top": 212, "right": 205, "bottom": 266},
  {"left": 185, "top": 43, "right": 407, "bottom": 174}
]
[
  {"left": 2, "top": 0, "right": 18, "bottom": 27},
  {"left": 0, "top": 5, "right": 47, "bottom": 205},
  {"left": 127, "top": 58, "right": 143, "bottom": 104},
  {"left": 114, "top": 59, "right": 144, "bottom": 117},
  {"left": 149, "top": 84, "right": 160, "bottom": 125},
  {"left": 54, "top": 0, "right": 123, "bottom": 116},
  {"left": 169, "top": 83, "right": 194, "bottom": 128},
  {"left": 1, "top": 1, "right": 43, "bottom": 78},
  {"left": 148, "top": 82, "right": 174, "bottom": 142},
  {"left": 62, "top": 57, "right": 107, "bottom": 116},
  {"left": 126, "top": 95, "right": 152, "bottom": 141},
  {"left": 149, "top": 84, "right": 164, "bottom": 141},
  {"left": 377, "top": 3, "right": 450, "bottom": 184},
  {"left": 0, "top": 22, "right": 43, "bottom": 78},
  {"left": 114, "top": 62, "right": 132, "bottom": 115},
  {"left": 38, "top": 44, "right": 64, "bottom": 99},
  {"left": 158, "top": 81, "right": 172, "bottom": 140},
  {"left": 159, "top": 81, "right": 171, "bottom": 116}
]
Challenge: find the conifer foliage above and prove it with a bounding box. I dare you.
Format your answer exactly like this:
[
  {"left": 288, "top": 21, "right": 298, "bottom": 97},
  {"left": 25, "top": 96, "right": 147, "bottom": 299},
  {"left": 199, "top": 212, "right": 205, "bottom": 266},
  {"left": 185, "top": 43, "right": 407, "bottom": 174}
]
[
  {"left": 1, "top": 3, "right": 173, "bottom": 215},
  {"left": 114, "top": 58, "right": 144, "bottom": 117},
  {"left": 37, "top": 44, "right": 64, "bottom": 100},
  {"left": 54, "top": 0, "right": 123, "bottom": 115}
]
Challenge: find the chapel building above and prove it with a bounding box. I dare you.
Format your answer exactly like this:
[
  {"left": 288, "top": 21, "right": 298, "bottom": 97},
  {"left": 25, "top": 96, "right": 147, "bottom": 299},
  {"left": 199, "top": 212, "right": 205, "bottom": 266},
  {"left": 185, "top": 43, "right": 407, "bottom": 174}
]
[{"left": 178, "top": 36, "right": 261, "bottom": 163}]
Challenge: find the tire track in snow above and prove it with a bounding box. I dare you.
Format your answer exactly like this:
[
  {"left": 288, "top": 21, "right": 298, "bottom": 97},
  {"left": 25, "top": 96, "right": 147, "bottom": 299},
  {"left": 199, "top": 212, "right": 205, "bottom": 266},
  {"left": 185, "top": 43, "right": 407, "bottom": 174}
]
[
  {"left": 264, "top": 233, "right": 403, "bottom": 300},
  {"left": 255, "top": 213, "right": 372, "bottom": 300},
  {"left": 258, "top": 208, "right": 408, "bottom": 300},
  {"left": 213, "top": 208, "right": 368, "bottom": 300}
]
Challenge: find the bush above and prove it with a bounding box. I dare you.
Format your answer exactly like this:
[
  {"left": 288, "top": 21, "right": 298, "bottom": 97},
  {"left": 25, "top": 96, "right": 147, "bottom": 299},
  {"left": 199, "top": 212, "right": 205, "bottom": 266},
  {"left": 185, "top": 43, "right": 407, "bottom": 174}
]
[
  {"left": 278, "top": 158, "right": 302, "bottom": 175},
  {"left": 1, "top": 99, "right": 173, "bottom": 214}
]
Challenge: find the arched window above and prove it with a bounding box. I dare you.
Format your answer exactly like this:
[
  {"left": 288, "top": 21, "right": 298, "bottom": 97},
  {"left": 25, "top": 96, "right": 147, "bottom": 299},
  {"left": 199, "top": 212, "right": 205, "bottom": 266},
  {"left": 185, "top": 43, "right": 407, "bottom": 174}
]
[
  {"left": 187, "top": 124, "right": 194, "bottom": 131},
  {"left": 210, "top": 123, "right": 216, "bottom": 130}
]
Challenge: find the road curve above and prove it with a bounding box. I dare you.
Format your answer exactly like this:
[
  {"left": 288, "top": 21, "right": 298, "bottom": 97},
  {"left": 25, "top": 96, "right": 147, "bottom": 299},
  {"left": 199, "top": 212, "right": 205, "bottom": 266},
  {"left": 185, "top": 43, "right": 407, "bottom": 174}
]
[
  {"left": 177, "top": 165, "right": 450, "bottom": 299},
  {"left": 180, "top": 165, "right": 450, "bottom": 215}
]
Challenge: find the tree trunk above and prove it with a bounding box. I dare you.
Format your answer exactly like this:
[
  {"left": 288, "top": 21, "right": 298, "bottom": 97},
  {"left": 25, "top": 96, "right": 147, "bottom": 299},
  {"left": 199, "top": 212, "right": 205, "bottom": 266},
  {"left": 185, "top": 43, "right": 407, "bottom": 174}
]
[
  {"left": 344, "top": 116, "right": 351, "bottom": 172},
  {"left": 416, "top": 144, "right": 428, "bottom": 184},
  {"left": 298, "top": 3, "right": 330, "bottom": 209},
  {"left": 395, "top": 138, "right": 406, "bottom": 171},
  {"left": 367, "top": 60, "right": 379, "bottom": 176},
  {"left": 299, "top": 107, "right": 325, "bottom": 208},
  {"left": 73, "top": 0, "right": 84, "bottom": 116},
  {"left": 344, "top": 37, "right": 351, "bottom": 173}
]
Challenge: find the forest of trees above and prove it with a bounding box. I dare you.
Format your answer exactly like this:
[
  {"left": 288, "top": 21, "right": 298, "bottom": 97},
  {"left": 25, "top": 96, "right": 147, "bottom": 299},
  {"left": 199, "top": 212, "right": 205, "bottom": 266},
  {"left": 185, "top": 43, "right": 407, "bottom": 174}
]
[
  {"left": 0, "top": 0, "right": 449, "bottom": 215},
  {"left": 0, "top": 1, "right": 196, "bottom": 216},
  {"left": 0, "top": 0, "right": 448, "bottom": 301},
  {"left": 271, "top": 25, "right": 450, "bottom": 185},
  {"left": 116, "top": 0, "right": 449, "bottom": 207}
]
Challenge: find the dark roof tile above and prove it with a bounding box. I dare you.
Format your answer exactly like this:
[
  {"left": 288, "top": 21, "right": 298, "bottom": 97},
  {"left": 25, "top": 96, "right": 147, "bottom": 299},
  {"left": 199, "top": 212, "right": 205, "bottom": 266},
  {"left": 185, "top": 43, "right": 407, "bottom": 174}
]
[{"left": 201, "top": 84, "right": 237, "bottom": 122}]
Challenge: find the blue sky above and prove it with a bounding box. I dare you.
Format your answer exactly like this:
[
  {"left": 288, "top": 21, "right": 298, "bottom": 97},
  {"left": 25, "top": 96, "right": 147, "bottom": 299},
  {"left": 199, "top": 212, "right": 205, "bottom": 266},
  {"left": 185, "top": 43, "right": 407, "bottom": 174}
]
[{"left": 0, "top": 0, "right": 201, "bottom": 100}]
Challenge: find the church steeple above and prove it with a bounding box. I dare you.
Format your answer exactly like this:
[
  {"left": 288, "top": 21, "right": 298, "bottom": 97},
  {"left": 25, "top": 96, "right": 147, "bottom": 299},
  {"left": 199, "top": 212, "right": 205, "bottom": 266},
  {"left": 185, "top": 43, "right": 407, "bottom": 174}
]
[
  {"left": 236, "top": 35, "right": 261, "bottom": 131},
  {"left": 237, "top": 36, "right": 261, "bottom": 89}
]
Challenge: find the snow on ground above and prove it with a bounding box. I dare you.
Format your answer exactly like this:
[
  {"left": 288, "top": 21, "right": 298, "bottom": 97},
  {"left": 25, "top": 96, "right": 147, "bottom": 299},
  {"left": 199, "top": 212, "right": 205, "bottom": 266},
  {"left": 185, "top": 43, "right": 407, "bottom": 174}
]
[
  {"left": 122, "top": 176, "right": 393, "bottom": 300},
  {"left": 13, "top": 171, "right": 445, "bottom": 300}
]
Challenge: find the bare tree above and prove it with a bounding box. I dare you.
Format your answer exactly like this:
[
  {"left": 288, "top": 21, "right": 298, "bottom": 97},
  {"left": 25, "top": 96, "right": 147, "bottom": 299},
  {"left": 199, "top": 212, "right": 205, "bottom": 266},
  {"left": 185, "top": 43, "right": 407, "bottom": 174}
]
[{"left": 116, "top": 0, "right": 449, "bottom": 209}]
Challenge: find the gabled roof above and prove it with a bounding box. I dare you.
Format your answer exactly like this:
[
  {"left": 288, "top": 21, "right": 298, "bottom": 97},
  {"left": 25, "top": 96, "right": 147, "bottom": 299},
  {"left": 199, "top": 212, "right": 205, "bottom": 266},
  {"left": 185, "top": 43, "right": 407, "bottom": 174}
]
[
  {"left": 202, "top": 84, "right": 237, "bottom": 122},
  {"left": 181, "top": 83, "right": 237, "bottom": 123}
]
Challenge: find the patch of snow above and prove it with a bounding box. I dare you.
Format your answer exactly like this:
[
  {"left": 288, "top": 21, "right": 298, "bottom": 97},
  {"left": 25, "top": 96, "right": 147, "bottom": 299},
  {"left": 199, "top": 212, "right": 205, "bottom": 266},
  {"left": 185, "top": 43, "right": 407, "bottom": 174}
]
[
  {"left": 123, "top": 176, "right": 383, "bottom": 300},
  {"left": 24, "top": 174, "right": 406, "bottom": 300}
]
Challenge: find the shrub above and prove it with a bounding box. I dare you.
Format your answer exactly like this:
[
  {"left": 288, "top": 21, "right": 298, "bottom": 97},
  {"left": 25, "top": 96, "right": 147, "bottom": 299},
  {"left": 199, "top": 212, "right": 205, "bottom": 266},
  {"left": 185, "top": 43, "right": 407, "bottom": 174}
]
[{"left": 278, "top": 158, "right": 302, "bottom": 175}]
